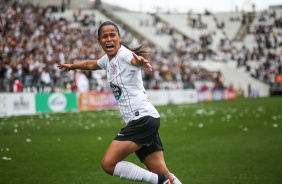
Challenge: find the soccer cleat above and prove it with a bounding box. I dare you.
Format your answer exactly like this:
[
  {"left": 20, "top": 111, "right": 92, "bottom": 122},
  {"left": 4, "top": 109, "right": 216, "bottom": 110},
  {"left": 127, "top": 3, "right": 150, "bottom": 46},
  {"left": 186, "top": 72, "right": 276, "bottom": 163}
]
[
  {"left": 171, "top": 174, "right": 182, "bottom": 184},
  {"left": 162, "top": 174, "right": 173, "bottom": 184}
]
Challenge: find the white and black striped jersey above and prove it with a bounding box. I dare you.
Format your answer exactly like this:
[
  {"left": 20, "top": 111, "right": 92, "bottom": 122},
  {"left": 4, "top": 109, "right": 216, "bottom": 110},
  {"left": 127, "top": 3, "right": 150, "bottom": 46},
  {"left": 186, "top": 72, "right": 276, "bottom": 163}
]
[{"left": 97, "top": 45, "right": 160, "bottom": 124}]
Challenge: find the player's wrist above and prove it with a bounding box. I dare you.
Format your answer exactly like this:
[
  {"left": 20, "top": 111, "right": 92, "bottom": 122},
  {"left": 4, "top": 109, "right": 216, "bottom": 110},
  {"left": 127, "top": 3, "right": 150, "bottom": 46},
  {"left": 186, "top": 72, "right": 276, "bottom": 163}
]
[{"left": 138, "top": 60, "right": 143, "bottom": 67}]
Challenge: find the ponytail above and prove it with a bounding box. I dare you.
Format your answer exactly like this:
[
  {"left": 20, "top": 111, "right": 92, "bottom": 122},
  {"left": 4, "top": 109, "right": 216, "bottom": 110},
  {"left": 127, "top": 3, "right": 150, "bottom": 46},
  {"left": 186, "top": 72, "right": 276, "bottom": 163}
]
[{"left": 121, "top": 43, "right": 149, "bottom": 59}]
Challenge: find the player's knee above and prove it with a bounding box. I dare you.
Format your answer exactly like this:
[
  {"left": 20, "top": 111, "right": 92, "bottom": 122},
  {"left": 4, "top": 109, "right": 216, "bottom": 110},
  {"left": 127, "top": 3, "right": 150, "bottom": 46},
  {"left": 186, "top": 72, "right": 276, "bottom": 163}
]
[{"left": 101, "top": 158, "right": 115, "bottom": 175}]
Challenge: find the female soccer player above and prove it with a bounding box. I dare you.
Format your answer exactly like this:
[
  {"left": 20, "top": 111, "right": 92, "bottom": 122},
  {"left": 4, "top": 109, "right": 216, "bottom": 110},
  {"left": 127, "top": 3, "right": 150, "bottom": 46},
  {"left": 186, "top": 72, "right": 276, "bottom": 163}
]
[{"left": 58, "top": 21, "right": 182, "bottom": 184}]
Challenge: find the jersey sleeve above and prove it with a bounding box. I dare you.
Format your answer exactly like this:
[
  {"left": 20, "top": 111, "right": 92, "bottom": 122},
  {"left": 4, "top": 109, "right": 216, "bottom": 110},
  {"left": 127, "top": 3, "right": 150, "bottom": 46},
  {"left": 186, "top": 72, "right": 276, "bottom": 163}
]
[
  {"left": 121, "top": 51, "right": 140, "bottom": 71},
  {"left": 97, "top": 55, "right": 107, "bottom": 70}
]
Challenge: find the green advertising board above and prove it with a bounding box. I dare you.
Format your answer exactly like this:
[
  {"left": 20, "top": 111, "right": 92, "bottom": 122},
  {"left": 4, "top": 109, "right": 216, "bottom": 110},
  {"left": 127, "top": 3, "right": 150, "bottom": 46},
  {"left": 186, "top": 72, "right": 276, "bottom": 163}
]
[{"left": 36, "top": 93, "right": 77, "bottom": 113}]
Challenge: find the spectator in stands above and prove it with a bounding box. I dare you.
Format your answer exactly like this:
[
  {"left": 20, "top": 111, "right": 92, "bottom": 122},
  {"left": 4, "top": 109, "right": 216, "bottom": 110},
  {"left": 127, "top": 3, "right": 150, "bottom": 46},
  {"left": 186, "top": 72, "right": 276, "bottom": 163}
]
[
  {"left": 71, "top": 80, "right": 77, "bottom": 92},
  {"left": 0, "top": 60, "right": 12, "bottom": 92},
  {"left": 91, "top": 70, "right": 105, "bottom": 91},
  {"left": 215, "top": 71, "right": 224, "bottom": 89},
  {"left": 276, "top": 74, "right": 281, "bottom": 88},
  {"left": 200, "top": 84, "right": 208, "bottom": 91},
  {"left": 213, "top": 83, "right": 219, "bottom": 91},
  {"left": 61, "top": 81, "right": 72, "bottom": 93},
  {"left": 75, "top": 71, "right": 89, "bottom": 92},
  {"left": 57, "top": 21, "right": 182, "bottom": 184},
  {"left": 13, "top": 78, "right": 23, "bottom": 93},
  {"left": 61, "top": 0, "right": 66, "bottom": 12},
  {"left": 204, "top": 9, "right": 211, "bottom": 16},
  {"left": 40, "top": 67, "right": 52, "bottom": 87},
  {"left": 242, "top": 12, "right": 247, "bottom": 25},
  {"left": 153, "top": 81, "right": 161, "bottom": 90},
  {"left": 248, "top": 83, "right": 252, "bottom": 97},
  {"left": 227, "top": 84, "right": 235, "bottom": 92},
  {"left": 252, "top": 4, "right": 256, "bottom": 13}
]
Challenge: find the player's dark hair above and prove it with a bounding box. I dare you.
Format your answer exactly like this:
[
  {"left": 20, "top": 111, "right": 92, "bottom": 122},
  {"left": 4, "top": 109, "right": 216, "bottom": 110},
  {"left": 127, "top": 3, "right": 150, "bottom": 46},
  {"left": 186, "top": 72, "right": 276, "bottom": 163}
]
[{"left": 97, "top": 21, "right": 149, "bottom": 59}]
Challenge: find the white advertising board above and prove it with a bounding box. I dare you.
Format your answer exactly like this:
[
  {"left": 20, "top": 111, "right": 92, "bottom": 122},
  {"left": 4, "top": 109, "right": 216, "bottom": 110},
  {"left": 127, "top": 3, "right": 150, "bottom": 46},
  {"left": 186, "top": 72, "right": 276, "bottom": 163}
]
[
  {"left": 147, "top": 90, "right": 168, "bottom": 105},
  {"left": 147, "top": 89, "right": 198, "bottom": 106},
  {"left": 0, "top": 93, "right": 36, "bottom": 117},
  {"left": 0, "top": 90, "right": 198, "bottom": 117},
  {"left": 168, "top": 90, "right": 198, "bottom": 104}
]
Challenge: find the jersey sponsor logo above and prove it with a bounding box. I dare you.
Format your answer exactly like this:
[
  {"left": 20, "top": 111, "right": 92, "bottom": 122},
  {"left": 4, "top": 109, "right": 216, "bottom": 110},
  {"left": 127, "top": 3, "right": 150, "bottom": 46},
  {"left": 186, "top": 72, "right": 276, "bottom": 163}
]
[
  {"left": 134, "top": 111, "right": 139, "bottom": 116},
  {"left": 110, "top": 83, "right": 122, "bottom": 100}
]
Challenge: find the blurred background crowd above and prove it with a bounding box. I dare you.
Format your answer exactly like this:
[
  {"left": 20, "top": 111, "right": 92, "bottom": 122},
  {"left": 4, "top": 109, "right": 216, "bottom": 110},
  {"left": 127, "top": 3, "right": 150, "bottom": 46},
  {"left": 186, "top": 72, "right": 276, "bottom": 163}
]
[{"left": 0, "top": 0, "right": 281, "bottom": 95}]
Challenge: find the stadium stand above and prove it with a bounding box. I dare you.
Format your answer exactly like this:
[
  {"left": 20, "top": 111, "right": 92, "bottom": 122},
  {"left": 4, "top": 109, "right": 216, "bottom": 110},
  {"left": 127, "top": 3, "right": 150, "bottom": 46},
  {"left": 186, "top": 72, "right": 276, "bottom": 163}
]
[
  {"left": 1, "top": 0, "right": 281, "bottom": 96},
  {"left": 213, "top": 12, "right": 242, "bottom": 41},
  {"left": 109, "top": 11, "right": 173, "bottom": 52}
]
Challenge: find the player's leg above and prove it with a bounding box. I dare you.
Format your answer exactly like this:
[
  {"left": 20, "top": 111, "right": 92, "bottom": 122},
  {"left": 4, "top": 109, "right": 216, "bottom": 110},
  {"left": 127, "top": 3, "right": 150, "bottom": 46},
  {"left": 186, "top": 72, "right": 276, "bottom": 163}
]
[
  {"left": 101, "top": 140, "right": 159, "bottom": 183},
  {"left": 137, "top": 131, "right": 182, "bottom": 184},
  {"left": 101, "top": 140, "right": 141, "bottom": 175},
  {"left": 143, "top": 151, "right": 182, "bottom": 184},
  {"left": 143, "top": 150, "right": 169, "bottom": 174}
]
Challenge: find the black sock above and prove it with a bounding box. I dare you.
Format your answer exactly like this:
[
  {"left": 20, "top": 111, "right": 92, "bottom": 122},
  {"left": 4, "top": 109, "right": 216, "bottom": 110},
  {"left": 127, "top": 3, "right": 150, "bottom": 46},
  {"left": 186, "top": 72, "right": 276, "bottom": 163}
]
[{"left": 158, "top": 174, "right": 166, "bottom": 184}]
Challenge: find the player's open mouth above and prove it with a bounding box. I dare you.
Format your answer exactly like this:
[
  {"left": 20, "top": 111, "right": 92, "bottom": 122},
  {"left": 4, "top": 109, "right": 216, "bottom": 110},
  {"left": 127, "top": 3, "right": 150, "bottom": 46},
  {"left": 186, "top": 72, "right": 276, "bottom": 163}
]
[{"left": 106, "top": 44, "right": 114, "bottom": 51}]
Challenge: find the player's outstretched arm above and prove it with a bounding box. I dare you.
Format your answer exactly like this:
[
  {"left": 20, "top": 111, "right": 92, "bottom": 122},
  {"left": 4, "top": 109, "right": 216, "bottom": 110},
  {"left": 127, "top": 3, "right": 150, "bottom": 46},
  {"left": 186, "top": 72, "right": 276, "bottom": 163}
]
[
  {"left": 131, "top": 53, "right": 153, "bottom": 71},
  {"left": 57, "top": 60, "right": 101, "bottom": 72}
]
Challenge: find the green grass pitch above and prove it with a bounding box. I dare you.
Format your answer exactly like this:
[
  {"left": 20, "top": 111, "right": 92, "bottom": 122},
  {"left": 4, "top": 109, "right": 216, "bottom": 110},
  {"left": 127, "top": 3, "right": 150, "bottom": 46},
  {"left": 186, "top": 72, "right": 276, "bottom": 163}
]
[{"left": 1, "top": 97, "right": 282, "bottom": 184}]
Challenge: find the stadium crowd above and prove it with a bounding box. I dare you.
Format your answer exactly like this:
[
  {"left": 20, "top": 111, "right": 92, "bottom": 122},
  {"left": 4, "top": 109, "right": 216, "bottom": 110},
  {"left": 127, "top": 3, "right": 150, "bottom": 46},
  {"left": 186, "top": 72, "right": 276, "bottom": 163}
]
[
  {"left": 0, "top": 1, "right": 116, "bottom": 93},
  {"left": 0, "top": 1, "right": 224, "bottom": 93},
  {"left": 218, "top": 9, "right": 282, "bottom": 87},
  {"left": 244, "top": 10, "right": 282, "bottom": 87},
  {"left": 1, "top": 1, "right": 281, "bottom": 94}
]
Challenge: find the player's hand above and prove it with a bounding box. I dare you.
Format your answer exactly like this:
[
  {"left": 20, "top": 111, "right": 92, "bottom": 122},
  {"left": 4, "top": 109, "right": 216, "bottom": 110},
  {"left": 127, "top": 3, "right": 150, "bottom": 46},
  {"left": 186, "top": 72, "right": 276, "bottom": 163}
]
[
  {"left": 132, "top": 53, "right": 153, "bottom": 71},
  {"left": 57, "top": 63, "right": 73, "bottom": 72}
]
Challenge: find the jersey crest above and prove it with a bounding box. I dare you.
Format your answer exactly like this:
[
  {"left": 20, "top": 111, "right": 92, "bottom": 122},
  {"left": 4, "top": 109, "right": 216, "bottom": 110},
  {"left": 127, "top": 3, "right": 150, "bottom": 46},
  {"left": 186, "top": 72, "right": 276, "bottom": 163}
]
[{"left": 110, "top": 63, "right": 117, "bottom": 77}]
